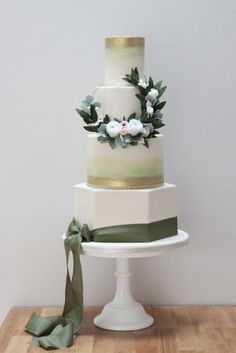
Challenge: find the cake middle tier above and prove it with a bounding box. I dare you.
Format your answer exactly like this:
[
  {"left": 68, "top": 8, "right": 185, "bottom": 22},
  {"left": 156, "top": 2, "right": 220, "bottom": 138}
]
[
  {"left": 94, "top": 85, "right": 141, "bottom": 120},
  {"left": 73, "top": 183, "right": 178, "bottom": 241},
  {"left": 87, "top": 134, "right": 164, "bottom": 189}
]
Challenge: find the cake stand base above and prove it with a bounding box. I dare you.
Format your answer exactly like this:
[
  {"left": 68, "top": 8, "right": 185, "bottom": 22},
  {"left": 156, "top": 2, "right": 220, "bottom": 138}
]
[{"left": 93, "top": 258, "right": 154, "bottom": 331}]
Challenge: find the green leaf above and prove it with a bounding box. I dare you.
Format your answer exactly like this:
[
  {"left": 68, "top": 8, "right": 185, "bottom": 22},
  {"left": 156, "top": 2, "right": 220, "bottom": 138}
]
[
  {"left": 123, "top": 135, "right": 132, "bottom": 144},
  {"left": 129, "top": 140, "right": 138, "bottom": 146},
  {"left": 158, "top": 86, "right": 167, "bottom": 98},
  {"left": 134, "top": 67, "right": 139, "bottom": 77},
  {"left": 131, "top": 132, "right": 143, "bottom": 141},
  {"left": 138, "top": 85, "right": 148, "bottom": 95},
  {"left": 108, "top": 138, "right": 116, "bottom": 149},
  {"left": 90, "top": 104, "right": 98, "bottom": 123},
  {"left": 76, "top": 109, "right": 94, "bottom": 124},
  {"left": 103, "top": 114, "right": 110, "bottom": 124},
  {"left": 148, "top": 77, "right": 154, "bottom": 88},
  {"left": 143, "top": 138, "right": 149, "bottom": 148},
  {"left": 153, "top": 110, "right": 163, "bottom": 119},
  {"left": 135, "top": 93, "right": 146, "bottom": 102},
  {"left": 141, "top": 112, "right": 150, "bottom": 123},
  {"left": 83, "top": 125, "right": 98, "bottom": 132},
  {"left": 115, "top": 135, "right": 127, "bottom": 148},
  {"left": 123, "top": 77, "right": 133, "bottom": 84},
  {"left": 156, "top": 101, "right": 166, "bottom": 110},
  {"left": 76, "top": 108, "right": 92, "bottom": 121},
  {"left": 127, "top": 113, "right": 136, "bottom": 121},
  {"left": 154, "top": 81, "right": 163, "bottom": 90},
  {"left": 131, "top": 67, "right": 139, "bottom": 83},
  {"left": 152, "top": 129, "right": 160, "bottom": 135},
  {"left": 151, "top": 118, "right": 165, "bottom": 129}
]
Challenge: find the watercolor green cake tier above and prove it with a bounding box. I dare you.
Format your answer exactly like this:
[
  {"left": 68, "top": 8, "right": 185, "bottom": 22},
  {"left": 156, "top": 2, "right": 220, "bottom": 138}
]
[{"left": 87, "top": 133, "right": 164, "bottom": 189}]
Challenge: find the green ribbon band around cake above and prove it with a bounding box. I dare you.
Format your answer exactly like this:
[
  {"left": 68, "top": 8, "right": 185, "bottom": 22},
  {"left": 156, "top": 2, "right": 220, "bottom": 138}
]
[{"left": 25, "top": 216, "right": 177, "bottom": 350}]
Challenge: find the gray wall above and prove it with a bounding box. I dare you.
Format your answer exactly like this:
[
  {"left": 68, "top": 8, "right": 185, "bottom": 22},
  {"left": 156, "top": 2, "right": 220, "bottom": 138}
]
[{"left": 1, "top": 0, "right": 236, "bottom": 323}]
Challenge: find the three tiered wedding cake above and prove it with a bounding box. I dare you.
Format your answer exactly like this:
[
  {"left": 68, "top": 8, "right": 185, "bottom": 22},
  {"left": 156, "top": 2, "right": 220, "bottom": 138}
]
[{"left": 75, "top": 37, "right": 178, "bottom": 241}]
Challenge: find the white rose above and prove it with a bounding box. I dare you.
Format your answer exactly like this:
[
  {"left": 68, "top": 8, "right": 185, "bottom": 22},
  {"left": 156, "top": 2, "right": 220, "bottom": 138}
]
[
  {"left": 146, "top": 105, "right": 154, "bottom": 115},
  {"left": 127, "top": 119, "right": 143, "bottom": 136},
  {"left": 138, "top": 79, "right": 148, "bottom": 88},
  {"left": 106, "top": 121, "right": 121, "bottom": 137},
  {"left": 146, "top": 88, "right": 159, "bottom": 103}
]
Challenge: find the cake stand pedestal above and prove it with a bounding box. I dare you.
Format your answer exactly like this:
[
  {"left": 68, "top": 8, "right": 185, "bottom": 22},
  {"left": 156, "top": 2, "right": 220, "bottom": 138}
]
[{"left": 81, "top": 230, "right": 189, "bottom": 331}]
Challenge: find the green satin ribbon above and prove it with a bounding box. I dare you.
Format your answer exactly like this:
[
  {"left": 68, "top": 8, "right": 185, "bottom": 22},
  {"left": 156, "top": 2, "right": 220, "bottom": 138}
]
[
  {"left": 25, "top": 219, "right": 91, "bottom": 350},
  {"left": 25, "top": 216, "right": 177, "bottom": 350}
]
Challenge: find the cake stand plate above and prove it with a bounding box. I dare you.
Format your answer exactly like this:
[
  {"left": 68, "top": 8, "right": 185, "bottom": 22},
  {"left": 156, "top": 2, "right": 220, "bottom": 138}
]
[{"left": 81, "top": 230, "right": 189, "bottom": 331}]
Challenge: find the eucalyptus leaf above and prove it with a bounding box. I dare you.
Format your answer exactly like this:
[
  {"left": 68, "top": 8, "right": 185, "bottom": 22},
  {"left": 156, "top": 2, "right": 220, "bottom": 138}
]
[
  {"left": 97, "top": 134, "right": 109, "bottom": 142},
  {"left": 115, "top": 135, "right": 127, "bottom": 148},
  {"left": 98, "top": 123, "right": 107, "bottom": 134},
  {"left": 93, "top": 101, "right": 101, "bottom": 108},
  {"left": 143, "top": 138, "right": 149, "bottom": 148},
  {"left": 123, "top": 135, "right": 132, "bottom": 144},
  {"left": 85, "top": 95, "right": 93, "bottom": 104}
]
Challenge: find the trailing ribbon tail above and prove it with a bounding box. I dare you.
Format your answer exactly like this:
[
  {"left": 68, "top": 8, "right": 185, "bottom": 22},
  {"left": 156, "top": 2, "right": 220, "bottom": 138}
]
[{"left": 25, "top": 218, "right": 90, "bottom": 350}]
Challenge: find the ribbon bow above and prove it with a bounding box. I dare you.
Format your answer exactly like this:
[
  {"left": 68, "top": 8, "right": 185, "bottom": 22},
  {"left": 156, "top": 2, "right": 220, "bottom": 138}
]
[{"left": 25, "top": 218, "right": 91, "bottom": 350}]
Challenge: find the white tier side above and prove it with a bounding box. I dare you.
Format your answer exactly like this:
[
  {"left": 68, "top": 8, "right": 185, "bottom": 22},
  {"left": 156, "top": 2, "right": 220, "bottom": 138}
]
[
  {"left": 105, "top": 37, "right": 144, "bottom": 85},
  {"left": 73, "top": 183, "right": 177, "bottom": 230},
  {"left": 94, "top": 86, "right": 141, "bottom": 120},
  {"left": 87, "top": 134, "right": 164, "bottom": 189}
]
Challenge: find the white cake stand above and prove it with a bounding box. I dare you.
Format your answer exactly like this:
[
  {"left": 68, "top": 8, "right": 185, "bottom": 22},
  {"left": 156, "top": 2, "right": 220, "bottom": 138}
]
[{"left": 81, "top": 230, "right": 189, "bottom": 331}]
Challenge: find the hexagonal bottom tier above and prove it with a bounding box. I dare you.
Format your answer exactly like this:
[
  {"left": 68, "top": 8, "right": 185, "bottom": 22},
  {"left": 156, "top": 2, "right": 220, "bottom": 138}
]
[{"left": 73, "top": 183, "right": 178, "bottom": 241}]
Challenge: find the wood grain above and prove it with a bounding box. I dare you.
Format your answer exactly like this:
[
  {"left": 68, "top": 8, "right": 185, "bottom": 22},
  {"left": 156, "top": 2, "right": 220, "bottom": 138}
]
[{"left": 0, "top": 306, "right": 236, "bottom": 353}]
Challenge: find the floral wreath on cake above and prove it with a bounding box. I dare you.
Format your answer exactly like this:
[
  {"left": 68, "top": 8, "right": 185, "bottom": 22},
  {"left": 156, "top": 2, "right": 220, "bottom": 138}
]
[{"left": 76, "top": 68, "right": 166, "bottom": 148}]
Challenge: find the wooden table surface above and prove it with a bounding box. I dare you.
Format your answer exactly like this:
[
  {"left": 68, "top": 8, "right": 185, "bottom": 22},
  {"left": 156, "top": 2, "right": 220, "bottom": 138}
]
[{"left": 0, "top": 306, "right": 236, "bottom": 352}]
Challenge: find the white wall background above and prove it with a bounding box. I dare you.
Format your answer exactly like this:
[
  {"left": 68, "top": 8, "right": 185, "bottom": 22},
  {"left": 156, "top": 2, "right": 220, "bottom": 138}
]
[{"left": 1, "top": 0, "right": 236, "bottom": 324}]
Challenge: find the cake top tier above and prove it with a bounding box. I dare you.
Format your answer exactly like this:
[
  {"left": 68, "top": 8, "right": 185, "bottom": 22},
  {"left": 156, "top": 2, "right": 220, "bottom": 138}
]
[{"left": 105, "top": 36, "right": 145, "bottom": 86}]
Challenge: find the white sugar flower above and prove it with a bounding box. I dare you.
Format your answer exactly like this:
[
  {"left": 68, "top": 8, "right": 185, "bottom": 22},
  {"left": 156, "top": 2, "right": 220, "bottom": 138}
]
[
  {"left": 146, "top": 88, "right": 159, "bottom": 103},
  {"left": 106, "top": 120, "right": 121, "bottom": 138},
  {"left": 127, "top": 119, "right": 143, "bottom": 136},
  {"left": 138, "top": 79, "right": 148, "bottom": 88},
  {"left": 146, "top": 101, "right": 154, "bottom": 115}
]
